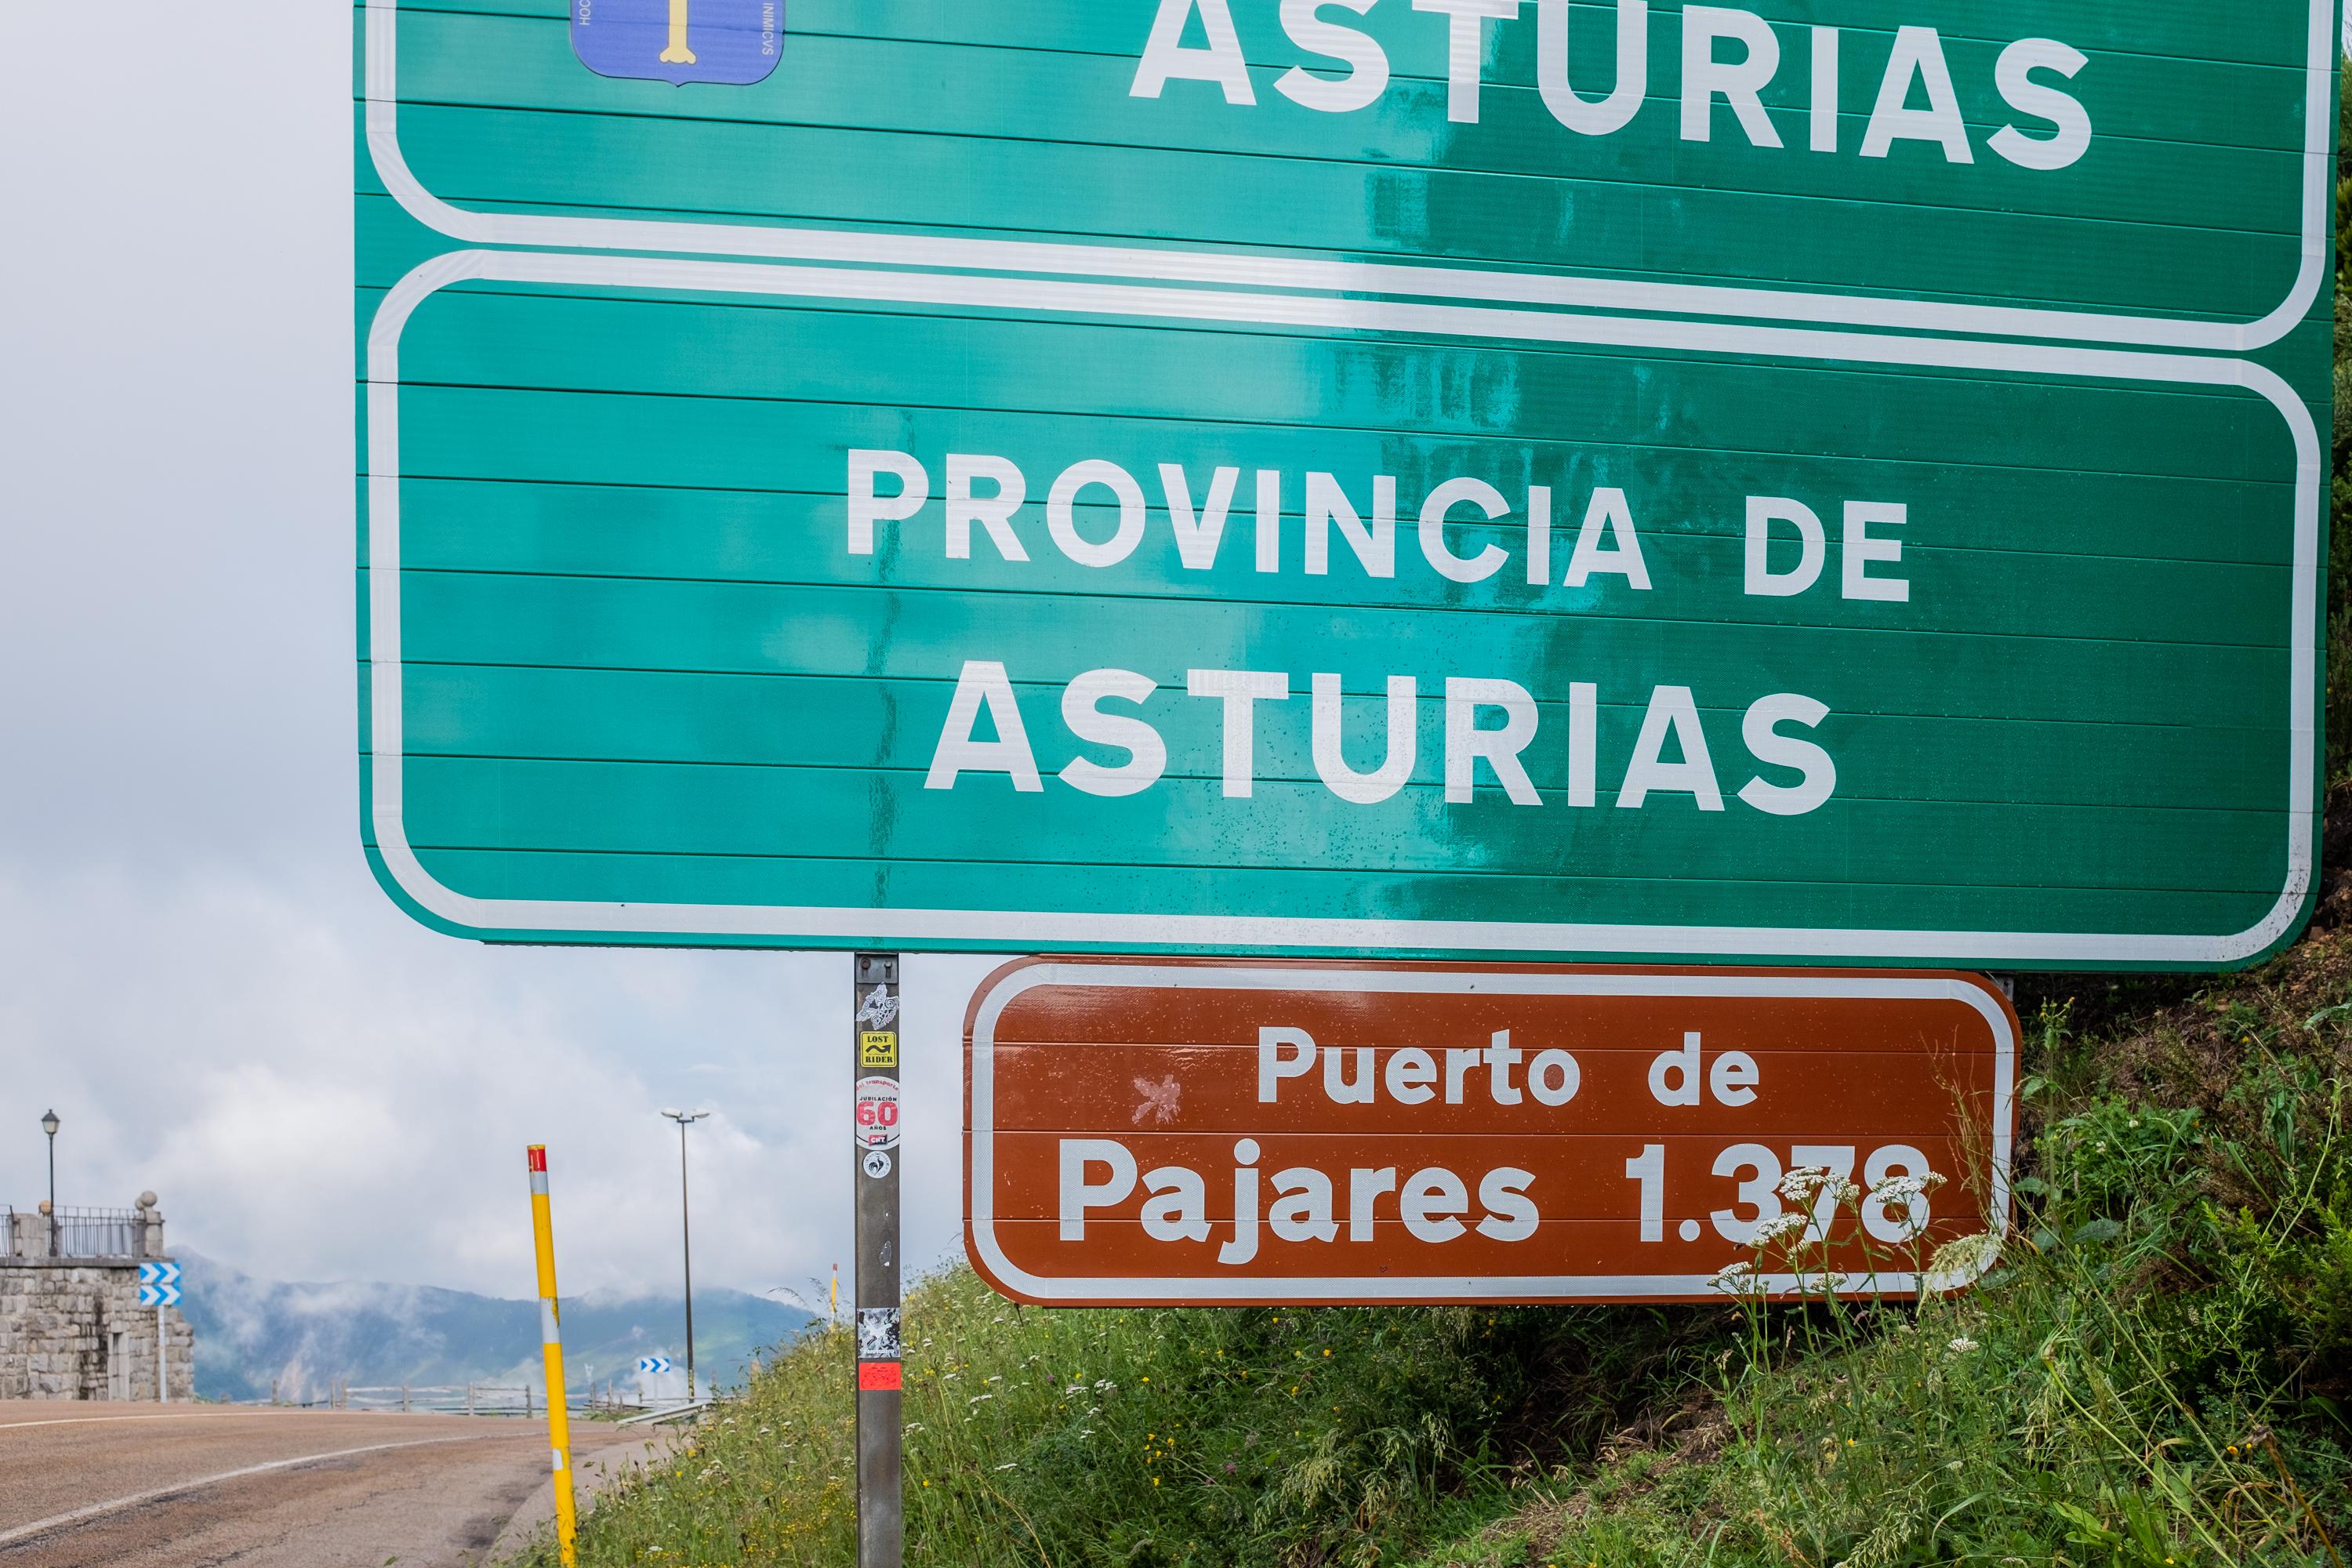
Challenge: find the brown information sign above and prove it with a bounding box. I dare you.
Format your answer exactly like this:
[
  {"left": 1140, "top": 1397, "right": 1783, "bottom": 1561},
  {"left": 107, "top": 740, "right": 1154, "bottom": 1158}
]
[{"left": 966, "top": 960, "right": 2015, "bottom": 1305}]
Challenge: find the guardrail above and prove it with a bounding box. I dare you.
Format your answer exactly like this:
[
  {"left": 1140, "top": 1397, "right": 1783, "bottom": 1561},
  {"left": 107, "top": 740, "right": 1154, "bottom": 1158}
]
[
  {"left": 273, "top": 1379, "right": 656, "bottom": 1416},
  {"left": 616, "top": 1399, "right": 709, "bottom": 1428},
  {"left": 342, "top": 1383, "right": 541, "bottom": 1416}
]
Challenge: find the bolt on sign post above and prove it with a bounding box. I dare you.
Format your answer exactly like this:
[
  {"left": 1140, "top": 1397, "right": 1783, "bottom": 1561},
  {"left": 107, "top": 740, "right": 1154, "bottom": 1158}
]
[
  {"left": 356, "top": 5, "right": 2332, "bottom": 975},
  {"left": 525, "top": 1146, "right": 579, "bottom": 1568},
  {"left": 967, "top": 960, "right": 2016, "bottom": 1305},
  {"left": 852, "top": 955, "right": 904, "bottom": 1566}
]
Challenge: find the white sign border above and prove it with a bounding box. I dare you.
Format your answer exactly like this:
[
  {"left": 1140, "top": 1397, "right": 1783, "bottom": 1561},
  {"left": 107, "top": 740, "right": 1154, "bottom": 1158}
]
[
  {"left": 360, "top": 0, "right": 2336, "bottom": 354},
  {"left": 363, "top": 249, "right": 2318, "bottom": 964},
  {"left": 963, "top": 961, "right": 2016, "bottom": 1302}
]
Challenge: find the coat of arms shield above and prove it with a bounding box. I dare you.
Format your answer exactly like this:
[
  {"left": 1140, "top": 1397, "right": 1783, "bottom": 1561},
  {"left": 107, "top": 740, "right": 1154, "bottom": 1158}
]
[{"left": 571, "top": 0, "right": 782, "bottom": 86}]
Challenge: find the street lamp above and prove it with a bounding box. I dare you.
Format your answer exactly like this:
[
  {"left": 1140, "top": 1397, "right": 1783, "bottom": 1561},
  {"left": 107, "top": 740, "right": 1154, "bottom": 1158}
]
[
  {"left": 659, "top": 1108, "right": 712, "bottom": 1400},
  {"left": 39, "top": 1112, "right": 59, "bottom": 1255}
]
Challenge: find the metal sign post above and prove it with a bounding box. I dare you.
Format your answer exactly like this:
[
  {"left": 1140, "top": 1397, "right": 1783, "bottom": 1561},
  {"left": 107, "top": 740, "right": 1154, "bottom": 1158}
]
[
  {"left": 853, "top": 953, "right": 904, "bottom": 1567},
  {"left": 136, "top": 1262, "right": 181, "bottom": 1403}
]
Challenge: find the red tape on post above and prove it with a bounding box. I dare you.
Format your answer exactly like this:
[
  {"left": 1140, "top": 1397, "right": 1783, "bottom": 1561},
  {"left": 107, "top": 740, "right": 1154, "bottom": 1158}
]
[{"left": 856, "top": 1361, "right": 902, "bottom": 1392}]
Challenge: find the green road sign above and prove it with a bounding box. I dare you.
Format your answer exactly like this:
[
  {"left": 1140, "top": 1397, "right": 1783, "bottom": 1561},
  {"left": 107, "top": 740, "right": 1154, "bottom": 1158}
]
[
  {"left": 359, "top": 0, "right": 2336, "bottom": 348},
  {"left": 357, "top": 5, "right": 2332, "bottom": 967},
  {"left": 358, "top": 238, "right": 2322, "bottom": 965}
]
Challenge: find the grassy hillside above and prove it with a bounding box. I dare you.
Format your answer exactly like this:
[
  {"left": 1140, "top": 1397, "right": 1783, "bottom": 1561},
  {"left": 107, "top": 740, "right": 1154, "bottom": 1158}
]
[
  {"left": 1410, "top": 941, "right": 2352, "bottom": 1567},
  {"left": 500, "top": 930, "right": 2352, "bottom": 1566}
]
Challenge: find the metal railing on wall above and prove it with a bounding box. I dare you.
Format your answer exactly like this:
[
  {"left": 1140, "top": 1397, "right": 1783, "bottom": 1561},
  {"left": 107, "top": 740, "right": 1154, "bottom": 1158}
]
[{"left": 1, "top": 1207, "right": 144, "bottom": 1261}]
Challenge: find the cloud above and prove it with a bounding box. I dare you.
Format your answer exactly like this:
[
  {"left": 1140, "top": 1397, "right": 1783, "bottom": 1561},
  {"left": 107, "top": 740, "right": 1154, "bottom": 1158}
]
[{"left": 0, "top": 862, "right": 980, "bottom": 1298}]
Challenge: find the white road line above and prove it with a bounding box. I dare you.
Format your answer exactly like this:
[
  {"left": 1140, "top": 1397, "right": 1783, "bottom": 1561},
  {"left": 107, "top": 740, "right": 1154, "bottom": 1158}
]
[
  {"left": 0, "top": 1412, "right": 300, "bottom": 1431},
  {"left": 0, "top": 1435, "right": 502, "bottom": 1548}
]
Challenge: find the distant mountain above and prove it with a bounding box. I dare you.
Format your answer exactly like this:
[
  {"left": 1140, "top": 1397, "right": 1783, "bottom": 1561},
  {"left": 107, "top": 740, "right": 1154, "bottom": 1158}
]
[{"left": 178, "top": 1252, "right": 814, "bottom": 1403}]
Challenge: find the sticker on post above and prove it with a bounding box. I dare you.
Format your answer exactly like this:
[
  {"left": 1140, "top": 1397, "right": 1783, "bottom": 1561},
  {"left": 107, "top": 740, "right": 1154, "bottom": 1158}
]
[
  {"left": 859, "top": 1030, "right": 898, "bottom": 1068},
  {"left": 853, "top": 1076, "right": 901, "bottom": 1150},
  {"left": 856, "top": 985, "right": 900, "bottom": 1030},
  {"left": 856, "top": 1307, "right": 902, "bottom": 1359},
  {"left": 862, "top": 1148, "right": 893, "bottom": 1180}
]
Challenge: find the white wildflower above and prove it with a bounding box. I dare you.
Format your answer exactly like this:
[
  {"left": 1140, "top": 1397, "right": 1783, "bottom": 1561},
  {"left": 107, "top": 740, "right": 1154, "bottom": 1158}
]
[
  {"left": 1094, "top": 1378, "right": 1117, "bottom": 1392},
  {"left": 1868, "top": 1170, "right": 1946, "bottom": 1205},
  {"left": 1777, "top": 1165, "right": 1835, "bottom": 1203},
  {"left": 1925, "top": 1231, "right": 2005, "bottom": 1290},
  {"left": 1947, "top": 1337, "right": 1980, "bottom": 1355},
  {"left": 1711, "top": 1261, "right": 1765, "bottom": 1296},
  {"left": 1754, "top": 1210, "right": 1814, "bottom": 1247}
]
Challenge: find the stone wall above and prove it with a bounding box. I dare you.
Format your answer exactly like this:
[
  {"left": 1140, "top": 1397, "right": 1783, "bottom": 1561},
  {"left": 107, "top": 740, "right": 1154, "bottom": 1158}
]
[
  {"left": 0, "top": 1265, "right": 192, "bottom": 1401},
  {"left": 0, "top": 1194, "right": 192, "bottom": 1401}
]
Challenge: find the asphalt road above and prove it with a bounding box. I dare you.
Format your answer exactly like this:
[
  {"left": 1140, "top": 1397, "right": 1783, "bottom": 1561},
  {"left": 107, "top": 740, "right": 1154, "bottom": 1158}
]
[{"left": 0, "top": 1403, "right": 660, "bottom": 1567}]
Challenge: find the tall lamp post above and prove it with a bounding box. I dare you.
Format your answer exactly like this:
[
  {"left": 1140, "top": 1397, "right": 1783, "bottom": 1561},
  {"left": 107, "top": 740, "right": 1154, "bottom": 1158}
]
[
  {"left": 40, "top": 1111, "right": 59, "bottom": 1255},
  {"left": 659, "top": 1108, "right": 711, "bottom": 1400}
]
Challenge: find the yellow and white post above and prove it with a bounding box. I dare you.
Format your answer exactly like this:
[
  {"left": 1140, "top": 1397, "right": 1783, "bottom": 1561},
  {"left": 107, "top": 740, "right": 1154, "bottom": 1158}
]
[{"left": 527, "top": 1145, "right": 579, "bottom": 1567}]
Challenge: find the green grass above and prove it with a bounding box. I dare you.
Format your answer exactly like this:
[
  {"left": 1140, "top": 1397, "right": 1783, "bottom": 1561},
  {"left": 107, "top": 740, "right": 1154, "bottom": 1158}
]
[
  {"left": 510, "top": 1264, "right": 1711, "bottom": 1564},
  {"left": 502, "top": 931, "right": 2352, "bottom": 1567},
  {"left": 1419, "top": 958, "right": 2352, "bottom": 1568},
  {"left": 1408, "top": 995, "right": 2352, "bottom": 1566}
]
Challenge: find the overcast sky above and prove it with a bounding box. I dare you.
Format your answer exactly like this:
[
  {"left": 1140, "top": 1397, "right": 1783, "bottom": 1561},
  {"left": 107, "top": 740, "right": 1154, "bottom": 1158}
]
[{"left": 0, "top": 6, "right": 989, "bottom": 1307}]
